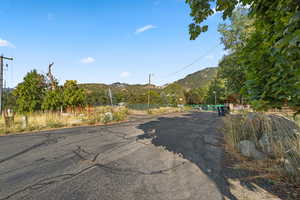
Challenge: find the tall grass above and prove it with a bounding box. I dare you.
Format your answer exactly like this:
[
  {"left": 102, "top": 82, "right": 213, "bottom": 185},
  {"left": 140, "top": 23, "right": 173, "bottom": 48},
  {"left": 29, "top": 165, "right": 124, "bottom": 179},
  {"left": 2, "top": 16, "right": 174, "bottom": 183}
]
[
  {"left": 0, "top": 106, "right": 129, "bottom": 135},
  {"left": 127, "top": 106, "right": 190, "bottom": 115},
  {"left": 147, "top": 107, "right": 183, "bottom": 115},
  {"left": 223, "top": 113, "right": 300, "bottom": 182}
]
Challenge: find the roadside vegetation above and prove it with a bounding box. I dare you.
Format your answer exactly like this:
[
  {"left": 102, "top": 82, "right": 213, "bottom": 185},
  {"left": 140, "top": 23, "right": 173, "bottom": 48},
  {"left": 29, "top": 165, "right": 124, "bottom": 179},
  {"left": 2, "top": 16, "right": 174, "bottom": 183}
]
[
  {"left": 0, "top": 106, "right": 129, "bottom": 135},
  {"left": 1, "top": 70, "right": 194, "bottom": 135},
  {"left": 185, "top": 0, "right": 300, "bottom": 197}
]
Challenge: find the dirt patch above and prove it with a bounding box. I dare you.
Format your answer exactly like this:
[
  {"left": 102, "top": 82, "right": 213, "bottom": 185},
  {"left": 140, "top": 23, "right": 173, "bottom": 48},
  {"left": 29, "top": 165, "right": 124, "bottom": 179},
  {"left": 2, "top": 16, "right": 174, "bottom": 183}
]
[{"left": 222, "top": 145, "right": 300, "bottom": 200}]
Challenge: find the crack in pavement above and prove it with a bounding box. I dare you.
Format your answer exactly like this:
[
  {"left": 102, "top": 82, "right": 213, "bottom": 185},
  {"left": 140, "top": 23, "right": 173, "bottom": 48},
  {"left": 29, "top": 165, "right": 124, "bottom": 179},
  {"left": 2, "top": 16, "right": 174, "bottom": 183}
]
[
  {"left": 1, "top": 152, "right": 186, "bottom": 200},
  {"left": 0, "top": 134, "right": 62, "bottom": 165}
]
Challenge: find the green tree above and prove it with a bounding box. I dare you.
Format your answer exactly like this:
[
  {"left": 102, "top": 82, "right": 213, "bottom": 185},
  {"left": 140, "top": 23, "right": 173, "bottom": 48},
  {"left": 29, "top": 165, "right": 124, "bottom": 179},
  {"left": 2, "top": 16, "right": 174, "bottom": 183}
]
[
  {"left": 63, "top": 80, "right": 86, "bottom": 109},
  {"left": 217, "top": 8, "right": 253, "bottom": 101},
  {"left": 186, "top": 0, "right": 300, "bottom": 113},
  {"left": 205, "top": 77, "right": 226, "bottom": 105},
  {"left": 42, "top": 87, "right": 63, "bottom": 111},
  {"left": 86, "top": 90, "right": 110, "bottom": 106},
  {"left": 185, "top": 87, "right": 207, "bottom": 104},
  {"left": 13, "top": 70, "right": 47, "bottom": 113},
  {"left": 163, "top": 83, "right": 186, "bottom": 105}
]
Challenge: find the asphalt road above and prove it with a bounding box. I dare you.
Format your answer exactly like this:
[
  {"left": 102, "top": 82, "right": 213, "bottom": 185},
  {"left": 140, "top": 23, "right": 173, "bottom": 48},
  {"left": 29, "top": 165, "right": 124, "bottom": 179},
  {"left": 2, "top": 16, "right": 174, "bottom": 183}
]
[{"left": 0, "top": 111, "right": 234, "bottom": 200}]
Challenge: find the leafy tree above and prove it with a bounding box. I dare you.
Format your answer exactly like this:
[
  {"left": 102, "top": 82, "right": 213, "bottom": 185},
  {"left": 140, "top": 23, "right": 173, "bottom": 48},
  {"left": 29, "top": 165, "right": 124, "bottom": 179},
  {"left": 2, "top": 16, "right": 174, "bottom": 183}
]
[
  {"left": 13, "top": 70, "right": 47, "bottom": 113},
  {"left": 205, "top": 77, "right": 226, "bottom": 105},
  {"left": 42, "top": 87, "right": 63, "bottom": 111},
  {"left": 163, "top": 83, "right": 186, "bottom": 105},
  {"left": 185, "top": 87, "right": 207, "bottom": 104},
  {"left": 86, "top": 90, "right": 110, "bottom": 106},
  {"left": 149, "top": 90, "right": 164, "bottom": 105},
  {"left": 63, "top": 80, "right": 86, "bottom": 109},
  {"left": 186, "top": 0, "right": 300, "bottom": 113}
]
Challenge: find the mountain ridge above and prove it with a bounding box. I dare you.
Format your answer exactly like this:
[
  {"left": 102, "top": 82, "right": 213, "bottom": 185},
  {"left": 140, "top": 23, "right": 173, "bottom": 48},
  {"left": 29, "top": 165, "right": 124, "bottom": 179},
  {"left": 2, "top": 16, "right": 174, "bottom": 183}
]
[{"left": 79, "top": 67, "right": 218, "bottom": 91}]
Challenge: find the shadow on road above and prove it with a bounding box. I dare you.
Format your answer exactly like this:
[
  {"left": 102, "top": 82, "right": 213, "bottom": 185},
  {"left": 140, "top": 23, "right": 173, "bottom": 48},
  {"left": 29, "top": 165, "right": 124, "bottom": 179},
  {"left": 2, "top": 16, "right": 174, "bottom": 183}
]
[
  {"left": 137, "top": 111, "right": 285, "bottom": 200},
  {"left": 137, "top": 112, "right": 237, "bottom": 199}
]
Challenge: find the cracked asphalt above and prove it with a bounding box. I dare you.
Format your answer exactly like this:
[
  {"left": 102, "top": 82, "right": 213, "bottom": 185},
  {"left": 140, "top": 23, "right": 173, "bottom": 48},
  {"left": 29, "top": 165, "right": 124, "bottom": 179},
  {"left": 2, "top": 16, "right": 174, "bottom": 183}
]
[{"left": 0, "top": 111, "right": 232, "bottom": 200}]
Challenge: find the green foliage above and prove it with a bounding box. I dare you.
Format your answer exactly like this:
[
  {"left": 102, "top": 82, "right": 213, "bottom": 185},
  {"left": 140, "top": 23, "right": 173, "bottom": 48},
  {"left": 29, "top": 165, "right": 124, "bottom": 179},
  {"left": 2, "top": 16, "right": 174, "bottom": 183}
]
[
  {"left": 205, "top": 76, "right": 226, "bottom": 104},
  {"left": 186, "top": 0, "right": 300, "bottom": 112},
  {"left": 217, "top": 8, "right": 253, "bottom": 103},
  {"left": 42, "top": 87, "right": 63, "bottom": 111},
  {"left": 218, "top": 53, "right": 245, "bottom": 100},
  {"left": 175, "top": 67, "right": 218, "bottom": 90},
  {"left": 163, "top": 83, "right": 186, "bottom": 105},
  {"left": 13, "top": 70, "right": 47, "bottom": 113},
  {"left": 3, "top": 89, "right": 16, "bottom": 109},
  {"left": 63, "top": 80, "right": 86, "bottom": 109},
  {"left": 185, "top": 87, "right": 207, "bottom": 104},
  {"left": 85, "top": 90, "right": 110, "bottom": 106}
]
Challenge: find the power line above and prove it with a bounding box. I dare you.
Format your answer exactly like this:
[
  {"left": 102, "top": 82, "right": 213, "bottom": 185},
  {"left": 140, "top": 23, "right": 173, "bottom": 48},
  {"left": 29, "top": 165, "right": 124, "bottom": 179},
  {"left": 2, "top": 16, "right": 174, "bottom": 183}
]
[{"left": 162, "top": 44, "right": 221, "bottom": 79}]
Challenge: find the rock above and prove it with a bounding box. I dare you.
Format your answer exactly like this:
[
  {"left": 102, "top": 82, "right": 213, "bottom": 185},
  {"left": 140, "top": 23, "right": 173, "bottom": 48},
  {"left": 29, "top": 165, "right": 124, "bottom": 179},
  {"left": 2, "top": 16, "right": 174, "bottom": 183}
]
[
  {"left": 283, "top": 159, "right": 295, "bottom": 174},
  {"left": 258, "top": 133, "right": 273, "bottom": 155},
  {"left": 238, "top": 140, "right": 267, "bottom": 160},
  {"left": 259, "top": 130, "right": 299, "bottom": 154},
  {"left": 283, "top": 150, "right": 300, "bottom": 175}
]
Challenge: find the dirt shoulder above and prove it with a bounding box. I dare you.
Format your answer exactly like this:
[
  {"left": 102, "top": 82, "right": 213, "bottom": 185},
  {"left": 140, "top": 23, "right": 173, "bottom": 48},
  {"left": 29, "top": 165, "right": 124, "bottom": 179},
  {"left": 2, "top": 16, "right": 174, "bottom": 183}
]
[{"left": 222, "top": 144, "right": 300, "bottom": 200}]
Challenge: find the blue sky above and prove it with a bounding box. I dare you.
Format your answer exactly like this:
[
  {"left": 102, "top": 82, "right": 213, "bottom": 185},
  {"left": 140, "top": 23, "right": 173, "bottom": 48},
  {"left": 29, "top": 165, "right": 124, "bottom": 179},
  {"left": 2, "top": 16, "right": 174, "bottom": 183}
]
[{"left": 0, "top": 0, "right": 225, "bottom": 87}]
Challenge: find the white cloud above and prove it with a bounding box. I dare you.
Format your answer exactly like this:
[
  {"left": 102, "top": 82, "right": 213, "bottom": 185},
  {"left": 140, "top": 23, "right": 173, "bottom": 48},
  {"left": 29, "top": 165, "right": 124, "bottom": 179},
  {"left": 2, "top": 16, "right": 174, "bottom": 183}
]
[
  {"left": 135, "top": 25, "right": 156, "bottom": 34},
  {"left": 80, "top": 57, "right": 95, "bottom": 64},
  {"left": 0, "top": 38, "right": 15, "bottom": 48},
  {"left": 120, "top": 72, "right": 130, "bottom": 78}
]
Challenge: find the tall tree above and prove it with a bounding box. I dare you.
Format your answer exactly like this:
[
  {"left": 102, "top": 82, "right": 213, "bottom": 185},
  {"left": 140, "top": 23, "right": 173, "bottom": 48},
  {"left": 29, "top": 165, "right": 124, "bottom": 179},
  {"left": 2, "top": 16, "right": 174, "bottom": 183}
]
[
  {"left": 217, "top": 8, "right": 253, "bottom": 102},
  {"left": 13, "top": 70, "right": 47, "bottom": 113},
  {"left": 186, "top": 0, "right": 300, "bottom": 112},
  {"left": 63, "top": 80, "right": 86, "bottom": 109},
  {"left": 205, "top": 76, "right": 226, "bottom": 104},
  {"left": 185, "top": 87, "right": 207, "bottom": 104},
  {"left": 42, "top": 87, "right": 63, "bottom": 111}
]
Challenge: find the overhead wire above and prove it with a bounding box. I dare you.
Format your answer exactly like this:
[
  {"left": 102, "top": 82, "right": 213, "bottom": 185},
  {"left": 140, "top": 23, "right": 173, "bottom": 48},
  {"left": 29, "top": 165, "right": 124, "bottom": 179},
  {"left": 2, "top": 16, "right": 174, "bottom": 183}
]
[{"left": 153, "top": 43, "right": 222, "bottom": 85}]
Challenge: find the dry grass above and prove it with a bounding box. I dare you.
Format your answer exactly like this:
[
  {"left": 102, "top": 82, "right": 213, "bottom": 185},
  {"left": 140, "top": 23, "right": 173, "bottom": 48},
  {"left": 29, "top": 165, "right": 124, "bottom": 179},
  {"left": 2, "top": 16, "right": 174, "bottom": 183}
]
[
  {"left": 222, "top": 112, "right": 300, "bottom": 182},
  {"left": 0, "top": 106, "right": 129, "bottom": 135},
  {"left": 128, "top": 106, "right": 191, "bottom": 115},
  {"left": 147, "top": 106, "right": 191, "bottom": 115}
]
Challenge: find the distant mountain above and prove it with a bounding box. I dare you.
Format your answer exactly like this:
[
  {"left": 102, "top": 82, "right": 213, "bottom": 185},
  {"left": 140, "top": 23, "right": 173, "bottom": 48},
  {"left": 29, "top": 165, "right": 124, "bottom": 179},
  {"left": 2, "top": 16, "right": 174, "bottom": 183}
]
[
  {"left": 79, "top": 82, "right": 158, "bottom": 94},
  {"left": 174, "top": 67, "right": 218, "bottom": 90},
  {"left": 79, "top": 67, "right": 218, "bottom": 92}
]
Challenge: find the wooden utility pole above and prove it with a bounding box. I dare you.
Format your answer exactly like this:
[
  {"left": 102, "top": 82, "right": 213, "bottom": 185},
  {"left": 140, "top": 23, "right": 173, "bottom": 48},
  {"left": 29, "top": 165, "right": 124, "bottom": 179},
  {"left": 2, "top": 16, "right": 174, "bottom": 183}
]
[
  {"left": 0, "top": 55, "right": 13, "bottom": 114},
  {"left": 108, "top": 88, "right": 113, "bottom": 106}
]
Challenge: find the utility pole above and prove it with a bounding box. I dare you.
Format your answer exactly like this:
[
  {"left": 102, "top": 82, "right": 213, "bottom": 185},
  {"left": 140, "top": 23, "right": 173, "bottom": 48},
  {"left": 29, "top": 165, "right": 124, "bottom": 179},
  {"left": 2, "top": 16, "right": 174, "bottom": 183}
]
[
  {"left": 108, "top": 88, "right": 113, "bottom": 106},
  {"left": 0, "top": 55, "right": 13, "bottom": 114},
  {"left": 147, "top": 74, "right": 154, "bottom": 110}
]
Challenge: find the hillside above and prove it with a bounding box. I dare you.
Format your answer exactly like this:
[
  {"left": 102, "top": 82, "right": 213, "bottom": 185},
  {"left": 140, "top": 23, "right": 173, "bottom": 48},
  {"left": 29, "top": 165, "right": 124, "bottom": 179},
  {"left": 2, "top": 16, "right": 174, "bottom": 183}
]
[
  {"left": 175, "top": 67, "right": 218, "bottom": 90},
  {"left": 79, "top": 82, "right": 157, "bottom": 94},
  {"left": 79, "top": 67, "right": 218, "bottom": 93}
]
